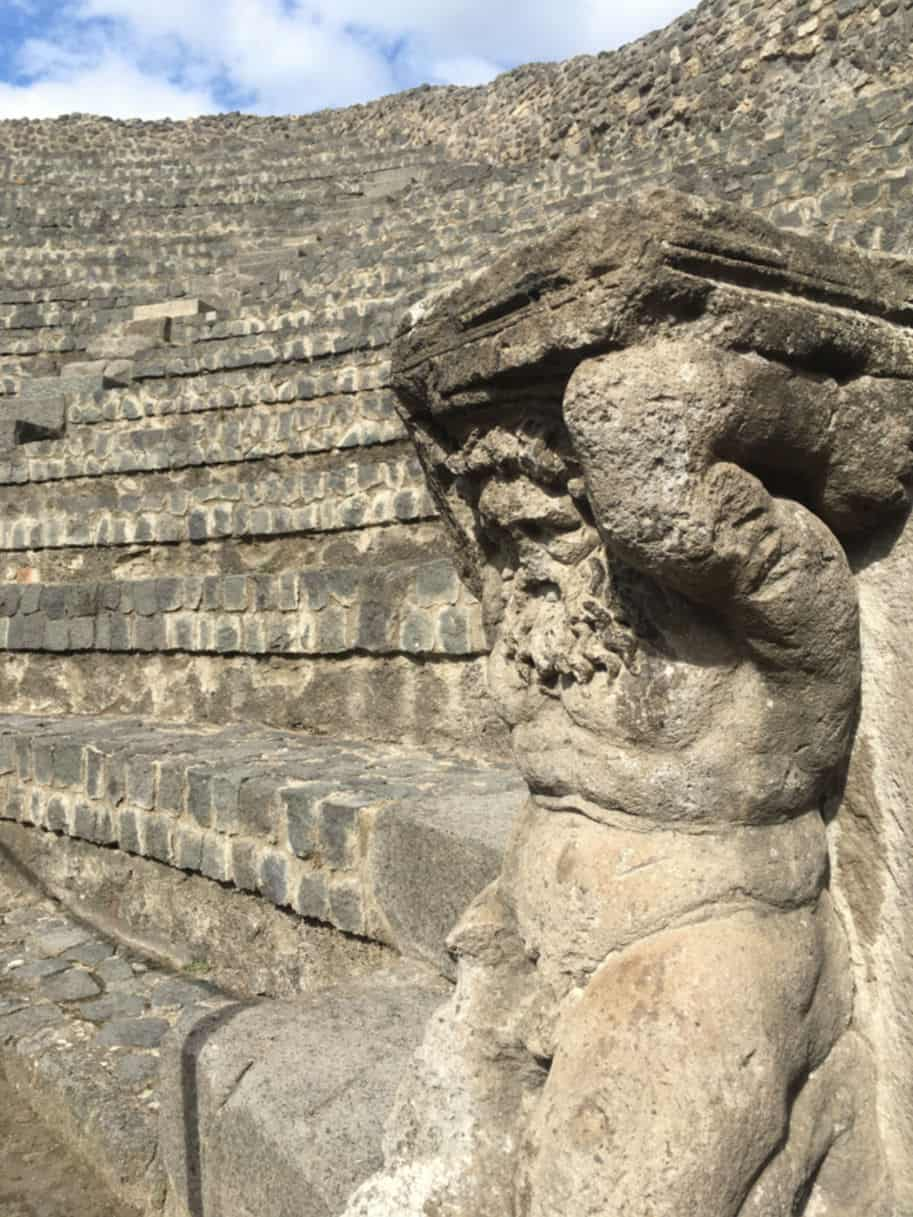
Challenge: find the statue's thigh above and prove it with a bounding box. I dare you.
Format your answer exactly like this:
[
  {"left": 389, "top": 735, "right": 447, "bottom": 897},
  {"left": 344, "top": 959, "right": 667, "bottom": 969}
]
[{"left": 521, "top": 905, "right": 845, "bottom": 1217}]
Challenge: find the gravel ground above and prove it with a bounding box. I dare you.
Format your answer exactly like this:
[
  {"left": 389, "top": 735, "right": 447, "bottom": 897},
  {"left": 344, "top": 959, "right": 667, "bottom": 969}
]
[{"left": 0, "top": 1065, "right": 139, "bottom": 1217}]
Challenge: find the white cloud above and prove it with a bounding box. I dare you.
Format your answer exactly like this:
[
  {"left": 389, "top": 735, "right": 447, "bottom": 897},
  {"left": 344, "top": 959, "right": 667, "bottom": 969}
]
[
  {"left": 428, "top": 55, "right": 502, "bottom": 88},
  {"left": 0, "top": 50, "right": 216, "bottom": 120},
  {"left": 0, "top": 0, "right": 694, "bottom": 120}
]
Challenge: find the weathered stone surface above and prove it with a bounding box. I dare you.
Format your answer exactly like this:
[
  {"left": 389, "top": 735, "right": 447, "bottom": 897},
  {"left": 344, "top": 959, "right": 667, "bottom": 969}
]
[
  {"left": 366, "top": 786, "right": 519, "bottom": 977},
  {"left": 344, "top": 195, "right": 913, "bottom": 1216},
  {"left": 159, "top": 964, "right": 448, "bottom": 1217},
  {"left": 41, "top": 968, "right": 102, "bottom": 1002},
  {"left": 97, "top": 1017, "right": 171, "bottom": 1049}
]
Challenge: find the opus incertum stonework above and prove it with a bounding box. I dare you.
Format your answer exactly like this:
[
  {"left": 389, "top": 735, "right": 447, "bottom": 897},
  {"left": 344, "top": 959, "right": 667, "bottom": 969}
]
[{"left": 0, "top": 3, "right": 912, "bottom": 1216}]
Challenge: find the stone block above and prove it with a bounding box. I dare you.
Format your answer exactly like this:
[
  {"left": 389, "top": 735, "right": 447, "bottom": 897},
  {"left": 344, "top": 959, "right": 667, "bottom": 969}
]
[
  {"left": 202, "top": 577, "right": 222, "bottom": 611},
  {"left": 365, "top": 790, "right": 521, "bottom": 974},
  {"left": 85, "top": 747, "right": 105, "bottom": 799},
  {"left": 293, "top": 868, "right": 329, "bottom": 920},
  {"left": 277, "top": 573, "right": 298, "bottom": 611},
  {"left": 133, "top": 579, "right": 159, "bottom": 617},
  {"left": 32, "top": 740, "right": 54, "bottom": 785},
  {"left": 236, "top": 775, "right": 278, "bottom": 839},
  {"left": 99, "top": 582, "right": 121, "bottom": 611},
  {"left": 14, "top": 738, "right": 31, "bottom": 781},
  {"left": 328, "top": 879, "right": 365, "bottom": 936},
  {"left": 134, "top": 615, "right": 164, "bottom": 651},
  {"left": 91, "top": 610, "right": 111, "bottom": 649},
  {"left": 41, "top": 585, "right": 66, "bottom": 620},
  {"left": 97, "top": 1017, "right": 170, "bottom": 1050},
  {"left": 214, "top": 618, "right": 241, "bottom": 653},
  {"left": 156, "top": 761, "right": 185, "bottom": 814},
  {"left": 318, "top": 793, "right": 366, "bottom": 869},
  {"left": 64, "top": 584, "right": 97, "bottom": 618},
  {"left": 174, "top": 823, "right": 204, "bottom": 873},
  {"left": 1, "top": 393, "right": 66, "bottom": 440},
  {"left": 26, "top": 788, "right": 45, "bottom": 828},
  {"left": 108, "top": 613, "right": 131, "bottom": 651},
  {"left": 19, "top": 376, "right": 65, "bottom": 401},
  {"left": 134, "top": 298, "right": 215, "bottom": 321},
  {"left": 72, "top": 799, "right": 97, "bottom": 842},
  {"left": 201, "top": 833, "right": 231, "bottom": 883},
  {"left": 126, "top": 756, "right": 156, "bottom": 810},
  {"left": 51, "top": 743, "right": 83, "bottom": 789},
  {"left": 8, "top": 613, "right": 45, "bottom": 652},
  {"left": 45, "top": 618, "right": 69, "bottom": 652},
  {"left": 156, "top": 577, "right": 183, "bottom": 612},
  {"left": 0, "top": 586, "right": 20, "bottom": 617},
  {"left": 143, "top": 812, "right": 173, "bottom": 864},
  {"left": 401, "top": 611, "right": 434, "bottom": 653},
  {"left": 299, "top": 571, "right": 329, "bottom": 612},
  {"left": 281, "top": 783, "right": 336, "bottom": 860},
  {"left": 222, "top": 575, "right": 248, "bottom": 612},
  {"left": 356, "top": 597, "right": 389, "bottom": 652},
  {"left": 158, "top": 969, "right": 447, "bottom": 1217},
  {"left": 188, "top": 510, "right": 208, "bottom": 541},
  {"left": 182, "top": 577, "right": 204, "bottom": 611},
  {"left": 415, "top": 559, "right": 460, "bottom": 606},
  {"left": 19, "top": 585, "right": 41, "bottom": 615},
  {"left": 171, "top": 615, "right": 196, "bottom": 651},
  {"left": 3, "top": 787, "right": 24, "bottom": 822},
  {"left": 260, "top": 850, "right": 289, "bottom": 908},
  {"left": 230, "top": 838, "right": 260, "bottom": 893},
  {"left": 46, "top": 795, "right": 68, "bottom": 834},
  {"left": 317, "top": 607, "right": 349, "bottom": 653},
  {"left": 119, "top": 808, "right": 142, "bottom": 855},
  {"left": 59, "top": 361, "right": 108, "bottom": 392},
  {"left": 105, "top": 756, "right": 125, "bottom": 805},
  {"left": 69, "top": 617, "right": 95, "bottom": 651},
  {"left": 0, "top": 737, "right": 14, "bottom": 775},
  {"left": 186, "top": 769, "right": 213, "bottom": 828},
  {"left": 208, "top": 771, "right": 241, "bottom": 835},
  {"left": 438, "top": 606, "right": 470, "bottom": 654}
]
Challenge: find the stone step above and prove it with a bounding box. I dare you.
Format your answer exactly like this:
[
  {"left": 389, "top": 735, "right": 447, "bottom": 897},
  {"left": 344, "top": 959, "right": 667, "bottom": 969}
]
[
  {"left": 0, "top": 648, "right": 498, "bottom": 766},
  {"left": 0, "top": 555, "right": 483, "bottom": 660},
  {"left": 0, "top": 147, "right": 448, "bottom": 190},
  {"left": 0, "top": 714, "right": 522, "bottom": 972},
  {"left": 0, "top": 391, "right": 406, "bottom": 486},
  {"left": 68, "top": 354, "right": 391, "bottom": 426},
  {"left": 0, "top": 860, "right": 447, "bottom": 1216},
  {"left": 0, "top": 175, "right": 560, "bottom": 277},
  {"left": 0, "top": 449, "right": 433, "bottom": 552}
]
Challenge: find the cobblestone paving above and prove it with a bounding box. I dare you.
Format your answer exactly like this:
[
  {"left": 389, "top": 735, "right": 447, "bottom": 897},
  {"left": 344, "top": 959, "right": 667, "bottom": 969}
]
[
  {"left": 0, "top": 863, "right": 233, "bottom": 1212},
  {"left": 0, "top": 1065, "right": 139, "bottom": 1217}
]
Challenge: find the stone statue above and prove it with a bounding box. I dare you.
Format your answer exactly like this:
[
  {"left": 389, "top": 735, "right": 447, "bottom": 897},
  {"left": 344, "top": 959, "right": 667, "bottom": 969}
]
[{"left": 346, "top": 193, "right": 913, "bottom": 1216}]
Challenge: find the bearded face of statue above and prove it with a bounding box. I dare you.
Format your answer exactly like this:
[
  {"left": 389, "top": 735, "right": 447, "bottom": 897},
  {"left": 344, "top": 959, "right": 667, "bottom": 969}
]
[{"left": 420, "top": 335, "right": 913, "bottom": 828}]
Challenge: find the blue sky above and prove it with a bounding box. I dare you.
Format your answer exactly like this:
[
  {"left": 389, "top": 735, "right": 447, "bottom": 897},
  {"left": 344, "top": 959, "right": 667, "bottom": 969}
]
[{"left": 0, "top": 1, "right": 695, "bottom": 120}]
